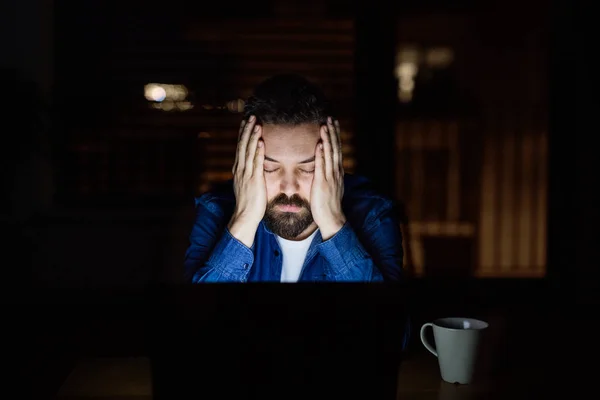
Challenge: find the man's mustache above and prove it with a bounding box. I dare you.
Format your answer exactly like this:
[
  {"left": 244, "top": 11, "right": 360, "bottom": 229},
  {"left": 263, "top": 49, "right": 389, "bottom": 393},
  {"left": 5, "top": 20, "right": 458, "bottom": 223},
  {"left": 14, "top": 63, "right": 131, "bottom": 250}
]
[{"left": 270, "top": 194, "right": 308, "bottom": 208}]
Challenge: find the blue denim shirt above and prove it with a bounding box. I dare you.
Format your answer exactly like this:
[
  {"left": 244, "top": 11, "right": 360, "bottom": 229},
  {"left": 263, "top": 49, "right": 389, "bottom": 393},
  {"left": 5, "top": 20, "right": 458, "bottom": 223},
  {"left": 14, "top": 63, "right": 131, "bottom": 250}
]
[{"left": 184, "top": 173, "right": 404, "bottom": 283}]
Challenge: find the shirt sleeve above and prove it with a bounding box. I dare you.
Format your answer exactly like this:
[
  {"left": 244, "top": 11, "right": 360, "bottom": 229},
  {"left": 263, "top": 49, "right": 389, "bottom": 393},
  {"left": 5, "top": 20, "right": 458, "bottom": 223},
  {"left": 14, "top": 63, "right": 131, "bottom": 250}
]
[
  {"left": 316, "top": 202, "right": 403, "bottom": 282},
  {"left": 184, "top": 198, "right": 254, "bottom": 283},
  {"left": 316, "top": 223, "right": 383, "bottom": 281}
]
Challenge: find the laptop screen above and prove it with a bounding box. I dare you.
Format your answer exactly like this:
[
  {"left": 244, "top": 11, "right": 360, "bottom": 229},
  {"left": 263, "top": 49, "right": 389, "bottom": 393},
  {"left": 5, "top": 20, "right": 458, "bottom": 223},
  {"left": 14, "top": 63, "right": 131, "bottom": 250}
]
[{"left": 149, "top": 283, "right": 409, "bottom": 399}]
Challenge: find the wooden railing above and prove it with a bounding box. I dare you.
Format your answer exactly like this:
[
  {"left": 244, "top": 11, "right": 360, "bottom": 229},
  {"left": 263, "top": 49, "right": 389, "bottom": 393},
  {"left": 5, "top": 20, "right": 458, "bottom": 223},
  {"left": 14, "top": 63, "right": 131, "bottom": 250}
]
[{"left": 395, "top": 111, "right": 547, "bottom": 278}]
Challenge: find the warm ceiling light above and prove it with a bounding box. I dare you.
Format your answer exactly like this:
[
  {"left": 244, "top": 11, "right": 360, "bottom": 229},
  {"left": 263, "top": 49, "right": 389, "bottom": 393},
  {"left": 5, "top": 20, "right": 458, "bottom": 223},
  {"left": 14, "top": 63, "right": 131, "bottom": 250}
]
[{"left": 144, "top": 84, "right": 167, "bottom": 102}]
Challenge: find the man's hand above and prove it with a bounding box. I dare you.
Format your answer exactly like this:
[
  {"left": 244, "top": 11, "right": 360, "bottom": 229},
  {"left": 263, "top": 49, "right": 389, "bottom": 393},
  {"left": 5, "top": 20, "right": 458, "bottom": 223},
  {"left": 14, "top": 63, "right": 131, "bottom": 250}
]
[
  {"left": 310, "top": 117, "right": 346, "bottom": 241},
  {"left": 227, "top": 115, "right": 267, "bottom": 248}
]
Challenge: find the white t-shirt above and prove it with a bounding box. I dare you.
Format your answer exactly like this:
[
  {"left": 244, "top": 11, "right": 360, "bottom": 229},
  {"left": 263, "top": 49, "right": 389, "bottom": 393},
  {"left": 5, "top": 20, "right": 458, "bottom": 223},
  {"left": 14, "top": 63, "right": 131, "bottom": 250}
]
[{"left": 276, "top": 229, "right": 319, "bottom": 283}]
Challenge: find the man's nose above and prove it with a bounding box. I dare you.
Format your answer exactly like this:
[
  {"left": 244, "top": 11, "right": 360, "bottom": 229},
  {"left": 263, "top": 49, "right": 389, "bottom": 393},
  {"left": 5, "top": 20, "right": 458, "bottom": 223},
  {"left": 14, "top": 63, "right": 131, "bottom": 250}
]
[{"left": 280, "top": 173, "right": 300, "bottom": 198}]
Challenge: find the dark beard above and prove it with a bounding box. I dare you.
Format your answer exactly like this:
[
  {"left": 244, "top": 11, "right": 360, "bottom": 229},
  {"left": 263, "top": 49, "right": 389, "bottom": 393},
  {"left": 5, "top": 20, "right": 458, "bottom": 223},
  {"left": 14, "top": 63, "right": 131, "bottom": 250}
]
[{"left": 264, "top": 193, "right": 314, "bottom": 240}]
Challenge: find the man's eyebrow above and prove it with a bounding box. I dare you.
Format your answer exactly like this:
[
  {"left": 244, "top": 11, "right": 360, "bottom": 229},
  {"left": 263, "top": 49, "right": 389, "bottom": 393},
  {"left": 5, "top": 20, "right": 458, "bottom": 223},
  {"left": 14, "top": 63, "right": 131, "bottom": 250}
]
[
  {"left": 298, "top": 156, "right": 316, "bottom": 164},
  {"left": 264, "top": 156, "right": 316, "bottom": 164}
]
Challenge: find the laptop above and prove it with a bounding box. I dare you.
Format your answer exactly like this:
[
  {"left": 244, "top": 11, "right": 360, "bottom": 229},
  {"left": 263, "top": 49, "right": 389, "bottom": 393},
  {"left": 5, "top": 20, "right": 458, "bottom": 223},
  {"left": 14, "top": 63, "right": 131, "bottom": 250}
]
[{"left": 149, "top": 283, "right": 410, "bottom": 400}]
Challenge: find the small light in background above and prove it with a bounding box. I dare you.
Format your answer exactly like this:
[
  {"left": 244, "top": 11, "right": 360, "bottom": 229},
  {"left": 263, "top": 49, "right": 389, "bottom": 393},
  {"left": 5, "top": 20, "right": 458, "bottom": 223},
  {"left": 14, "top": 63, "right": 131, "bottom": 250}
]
[
  {"left": 395, "top": 46, "right": 421, "bottom": 103},
  {"left": 396, "top": 61, "right": 418, "bottom": 103},
  {"left": 145, "top": 83, "right": 193, "bottom": 112},
  {"left": 145, "top": 84, "right": 167, "bottom": 102}
]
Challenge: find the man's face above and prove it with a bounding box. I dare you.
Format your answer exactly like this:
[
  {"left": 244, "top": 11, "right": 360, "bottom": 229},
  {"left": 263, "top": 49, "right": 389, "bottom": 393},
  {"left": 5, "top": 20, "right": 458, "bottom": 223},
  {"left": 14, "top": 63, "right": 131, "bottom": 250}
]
[{"left": 261, "top": 123, "right": 321, "bottom": 240}]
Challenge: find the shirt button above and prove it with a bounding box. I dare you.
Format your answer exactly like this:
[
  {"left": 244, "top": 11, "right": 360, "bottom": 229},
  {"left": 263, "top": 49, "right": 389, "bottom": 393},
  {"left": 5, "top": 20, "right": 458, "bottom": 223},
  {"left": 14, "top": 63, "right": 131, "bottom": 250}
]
[
  {"left": 243, "top": 263, "right": 249, "bottom": 269},
  {"left": 274, "top": 250, "right": 280, "bottom": 257}
]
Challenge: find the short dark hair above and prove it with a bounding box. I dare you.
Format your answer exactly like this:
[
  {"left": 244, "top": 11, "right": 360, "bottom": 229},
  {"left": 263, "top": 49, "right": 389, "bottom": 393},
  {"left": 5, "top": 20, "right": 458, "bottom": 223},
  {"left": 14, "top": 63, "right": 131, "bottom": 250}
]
[{"left": 243, "top": 74, "right": 330, "bottom": 126}]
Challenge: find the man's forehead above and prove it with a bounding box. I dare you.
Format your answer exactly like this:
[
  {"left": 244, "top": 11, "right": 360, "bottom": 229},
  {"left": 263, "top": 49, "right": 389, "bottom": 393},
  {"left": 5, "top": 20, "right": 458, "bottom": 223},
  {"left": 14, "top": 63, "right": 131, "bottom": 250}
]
[
  {"left": 261, "top": 123, "right": 321, "bottom": 137},
  {"left": 261, "top": 123, "right": 320, "bottom": 163},
  {"left": 264, "top": 154, "right": 315, "bottom": 164}
]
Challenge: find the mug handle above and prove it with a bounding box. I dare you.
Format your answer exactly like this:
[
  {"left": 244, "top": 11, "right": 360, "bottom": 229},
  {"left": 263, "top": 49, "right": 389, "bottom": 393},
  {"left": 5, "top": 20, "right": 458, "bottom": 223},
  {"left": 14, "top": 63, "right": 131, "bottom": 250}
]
[{"left": 420, "top": 322, "right": 438, "bottom": 357}]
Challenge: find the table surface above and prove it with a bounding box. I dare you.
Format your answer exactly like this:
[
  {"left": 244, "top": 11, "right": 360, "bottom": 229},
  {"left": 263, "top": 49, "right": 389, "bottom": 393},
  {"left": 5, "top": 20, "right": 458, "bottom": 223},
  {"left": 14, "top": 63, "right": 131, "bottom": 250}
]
[
  {"left": 55, "top": 346, "right": 553, "bottom": 400},
  {"left": 396, "top": 349, "right": 545, "bottom": 400},
  {"left": 37, "top": 285, "right": 584, "bottom": 399}
]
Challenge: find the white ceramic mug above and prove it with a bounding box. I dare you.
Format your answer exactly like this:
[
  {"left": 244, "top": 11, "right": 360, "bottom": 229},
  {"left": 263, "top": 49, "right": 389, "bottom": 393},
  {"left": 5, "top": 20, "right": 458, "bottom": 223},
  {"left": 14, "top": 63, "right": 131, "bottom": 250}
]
[{"left": 420, "top": 317, "right": 489, "bottom": 384}]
